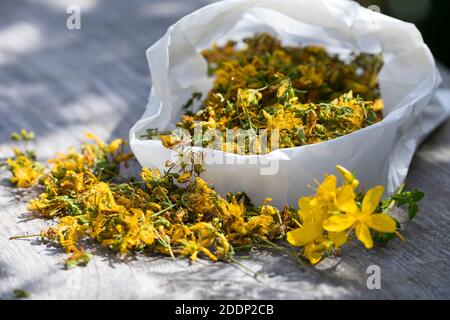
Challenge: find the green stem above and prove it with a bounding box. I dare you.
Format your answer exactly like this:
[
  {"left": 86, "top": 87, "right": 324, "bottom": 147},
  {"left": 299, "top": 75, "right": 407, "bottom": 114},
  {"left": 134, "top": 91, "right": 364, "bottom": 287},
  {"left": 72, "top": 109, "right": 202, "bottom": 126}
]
[
  {"left": 257, "top": 237, "right": 308, "bottom": 269},
  {"left": 151, "top": 203, "right": 177, "bottom": 218},
  {"left": 227, "top": 256, "right": 259, "bottom": 278},
  {"left": 396, "top": 183, "right": 405, "bottom": 194},
  {"left": 386, "top": 183, "right": 406, "bottom": 212},
  {"left": 10, "top": 234, "right": 40, "bottom": 240}
]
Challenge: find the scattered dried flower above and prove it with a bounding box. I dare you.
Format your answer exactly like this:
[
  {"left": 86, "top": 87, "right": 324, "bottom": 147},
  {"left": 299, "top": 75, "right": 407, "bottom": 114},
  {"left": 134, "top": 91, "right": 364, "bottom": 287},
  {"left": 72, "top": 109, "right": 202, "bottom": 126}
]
[{"left": 5, "top": 131, "right": 423, "bottom": 269}]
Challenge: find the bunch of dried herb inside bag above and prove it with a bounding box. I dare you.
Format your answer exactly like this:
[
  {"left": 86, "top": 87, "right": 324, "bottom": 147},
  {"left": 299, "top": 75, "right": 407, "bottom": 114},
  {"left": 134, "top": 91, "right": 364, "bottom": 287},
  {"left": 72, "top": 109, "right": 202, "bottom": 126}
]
[
  {"left": 5, "top": 131, "right": 423, "bottom": 268},
  {"left": 154, "top": 33, "right": 384, "bottom": 153}
]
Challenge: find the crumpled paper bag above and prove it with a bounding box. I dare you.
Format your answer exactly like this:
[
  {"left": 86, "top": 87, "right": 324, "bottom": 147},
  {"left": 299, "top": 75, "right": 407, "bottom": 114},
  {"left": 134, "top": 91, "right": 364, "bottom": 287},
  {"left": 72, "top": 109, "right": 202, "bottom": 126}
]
[{"left": 130, "top": 0, "right": 450, "bottom": 207}]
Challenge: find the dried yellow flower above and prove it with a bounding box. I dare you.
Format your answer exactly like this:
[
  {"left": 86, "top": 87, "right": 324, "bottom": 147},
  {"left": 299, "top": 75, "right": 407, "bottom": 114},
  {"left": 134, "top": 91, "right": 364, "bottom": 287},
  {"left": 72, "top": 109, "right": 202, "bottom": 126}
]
[
  {"left": 154, "top": 33, "right": 384, "bottom": 154},
  {"left": 5, "top": 131, "right": 422, "bottom": 269}
]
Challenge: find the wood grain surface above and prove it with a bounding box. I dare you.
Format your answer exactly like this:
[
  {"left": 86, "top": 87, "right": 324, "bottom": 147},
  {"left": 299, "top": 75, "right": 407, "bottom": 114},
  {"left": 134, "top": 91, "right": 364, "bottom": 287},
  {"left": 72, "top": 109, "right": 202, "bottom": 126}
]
[{"left": 1, "top": 0, "right": 449, "bottom": 299}]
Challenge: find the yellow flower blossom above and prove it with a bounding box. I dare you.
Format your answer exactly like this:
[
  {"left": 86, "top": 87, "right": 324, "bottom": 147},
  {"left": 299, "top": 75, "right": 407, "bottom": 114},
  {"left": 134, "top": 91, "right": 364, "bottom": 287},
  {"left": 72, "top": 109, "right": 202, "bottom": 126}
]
[
  {"left": 6, "top": 155, "right": 43, "bottom": 188},
  {"left": 323, "top": 185, "right": 397, "bottom": 249},
  {"left": 177, "top": 171, "right": 191, "bottom": 183},
  {"left": 336, "top": 165, "right": 359, "bottom": 189},
  {"left": 287, "top": 197, "right": 328, "bottom": 247},
  {"left": 286, "top": 175, "right": 348, "bottom": 264},
  {"left": 108, "top": 138, "right": 124, "bottom": 153},
  {"left": 160, "top": 135, "right": 179, "bottom": 149},
  {"left": 263, "top": 108, "right": 303, "bottom": 130}
]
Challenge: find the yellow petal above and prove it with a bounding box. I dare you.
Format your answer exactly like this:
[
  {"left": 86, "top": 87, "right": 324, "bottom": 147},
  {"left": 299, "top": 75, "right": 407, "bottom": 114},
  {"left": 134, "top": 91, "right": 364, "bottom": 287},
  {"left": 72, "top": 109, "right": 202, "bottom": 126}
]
[
  {"left": 336, "top": 185, "right": 359, "bottom": 214},
  {"left": 316, "top": 175, "right": 337, "bottom": 200},
  {"left": 304, "top": 242, "right": 327, "bottom": 265},
  {"left": 297, "top": 196, "right": 314, "bottom": 222},
  {"left": 351, "top": 179, "right": 359, "bottom": 189},
  {"left": 108, "top": 139, "right": 123, "bottom": 153},
  {"left": 160, "top": 135, "right": 177, "bottom": 149},
  {"left": 286, "top": 228, "right": 303, "bottom": 247},
  {"left": 355, "top": 223, "right": 373, "bottom": 249},
  {"left": 328, "top": 231, "right": 348, "bottom": 248},
  {"left": 367, "top": 214, "right": 397, "bottom": 233},
  {"left": 336, "top": 165, "right": 359, "bottom": 189},
  {"left": 336, "top": 165, "right": 353, "bottom": 182},
  {"left": 298, "top": 196, "right": 311, "bottom": 212},
  {"left": 286, "top": 223, "right": 322, "bottom": 247},
  {"left": 373, "top": 99, "right": 384, "bottom": 112},
  {"left": 199, "top": 247, "right": 218, "bottom": 262},
  {"left": 323, "top": 214, "right": 356, "bottom": 232},
  {"left": 361, "top": 185, "right": 384, "bottom": 214},
  {"left": 85, "top": 132, "right": 105, "bottom": 148},
  {"left": 177, "top": 171, "right": 191, "bottom": 183}
]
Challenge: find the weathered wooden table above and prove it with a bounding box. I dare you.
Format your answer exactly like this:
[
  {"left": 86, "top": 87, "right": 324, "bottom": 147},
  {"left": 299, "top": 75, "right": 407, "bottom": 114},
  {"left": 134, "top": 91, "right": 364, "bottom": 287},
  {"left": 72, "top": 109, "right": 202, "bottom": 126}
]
[{"left": 1, "top": 0, "right": 449, "bottom": 299}]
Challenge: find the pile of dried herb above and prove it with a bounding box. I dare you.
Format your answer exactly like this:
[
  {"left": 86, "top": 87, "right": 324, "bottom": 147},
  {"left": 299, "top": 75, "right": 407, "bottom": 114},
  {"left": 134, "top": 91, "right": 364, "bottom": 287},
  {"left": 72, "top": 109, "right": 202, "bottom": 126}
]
[
  {"left": 3, "top": 130, "right": 424, "bottom": 268},
  {"left": 154, "top": 33, "right": 384, "bottom": 153}
]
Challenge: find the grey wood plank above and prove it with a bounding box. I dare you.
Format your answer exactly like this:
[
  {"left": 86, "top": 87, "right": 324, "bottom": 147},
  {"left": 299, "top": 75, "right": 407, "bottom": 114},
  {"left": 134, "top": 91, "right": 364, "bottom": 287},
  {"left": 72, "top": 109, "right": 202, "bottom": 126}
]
[{"left": 1, "top": 0, "right": 449, "bottom": 299}]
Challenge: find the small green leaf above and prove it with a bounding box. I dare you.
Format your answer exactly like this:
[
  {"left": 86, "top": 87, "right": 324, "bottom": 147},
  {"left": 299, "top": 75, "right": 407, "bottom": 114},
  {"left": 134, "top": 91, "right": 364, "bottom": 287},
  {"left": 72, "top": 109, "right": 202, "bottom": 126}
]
[
  {"left": 10, "top": 132, "right": 22, "bottom": 141},
  {"left": 65, "top": 259, "right": 78, "bottom": 269},
  {"left": 13, "top": 289, "right": 30, "bottom": 298},
  {"left": 391, "top": 188, "right": 425, "bottom": 220},
  {"left": 373, "top": 231, "right": 396, "bottom": 244},
  {"left": 65, "top": 252, "right": 92, "bottom": 269},
  {"left": 411, "top": 189, "right": 425, "bottom": 202},
  {"left": 391, "top": 194, "right": 409, "bottom": 206},
  {"left": 182, "top": 92, "right": 202, "bottom": 111},
  {"left": 408, "top": 202, "right": 419, "bottom": 220}
]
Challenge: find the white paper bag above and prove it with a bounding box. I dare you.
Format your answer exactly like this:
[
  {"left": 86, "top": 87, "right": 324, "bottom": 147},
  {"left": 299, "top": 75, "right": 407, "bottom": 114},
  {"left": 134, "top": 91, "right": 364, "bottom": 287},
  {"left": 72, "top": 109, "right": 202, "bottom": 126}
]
[{"left": 130, "top": 0, "right": 449, "bottom": 207}]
